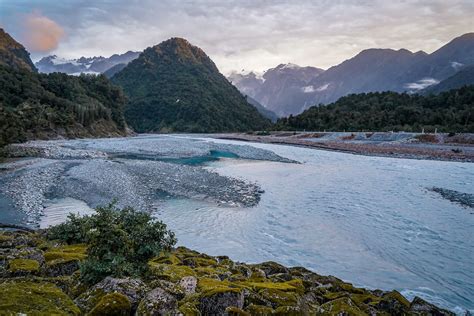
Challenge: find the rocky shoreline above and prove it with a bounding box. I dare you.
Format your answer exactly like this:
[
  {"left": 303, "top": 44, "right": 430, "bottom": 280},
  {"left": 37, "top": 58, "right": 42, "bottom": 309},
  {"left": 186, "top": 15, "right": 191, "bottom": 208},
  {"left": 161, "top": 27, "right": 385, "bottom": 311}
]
[
  {"left": 214, "top": 132, "right": 474, "bottom": 163},
  {"left": 0, "top": 229, "right": 456, "bottom": 315}
]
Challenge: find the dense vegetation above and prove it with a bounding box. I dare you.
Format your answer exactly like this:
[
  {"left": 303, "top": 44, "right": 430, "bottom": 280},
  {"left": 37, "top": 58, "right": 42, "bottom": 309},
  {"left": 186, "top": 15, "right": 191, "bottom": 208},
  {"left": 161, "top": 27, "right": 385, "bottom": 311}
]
[
  {"left": 112, "top": 38, "right": 270, "bottom": 133},
  {"left": 0, "top": 28, "right": 36, "bottom": 72},
  {"left": 48, "top": 203, "right": 176, "bottom": 285},
  {"left": 0, "top": 65, "right": 128, "bottom": 148},
  {"left": 276, "top": 86, "right": 474, "bottom": 132}
]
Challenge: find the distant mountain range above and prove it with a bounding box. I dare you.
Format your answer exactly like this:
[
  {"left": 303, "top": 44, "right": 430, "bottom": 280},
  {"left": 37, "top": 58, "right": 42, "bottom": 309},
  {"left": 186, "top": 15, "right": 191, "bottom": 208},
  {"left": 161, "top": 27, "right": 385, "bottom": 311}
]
[
  {"left": 229, "top": 33, "right": 474, "bottom": 116},
  {"left": 111, "top": 38, "right": 270, "bottom": 133},
  {"left": 35, "top": 51, "right": 139, "bottom": 75}
]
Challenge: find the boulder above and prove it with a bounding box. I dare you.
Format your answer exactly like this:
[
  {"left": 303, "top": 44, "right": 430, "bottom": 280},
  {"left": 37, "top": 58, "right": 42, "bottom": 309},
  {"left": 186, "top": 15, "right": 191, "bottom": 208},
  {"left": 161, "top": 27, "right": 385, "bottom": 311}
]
[
  {"left": 199, "top": 290, "right": 244, "bottom": 315},
  {"left": 75, "top": 277, "right": 147, "bottom": 312},
  {"left": 410, "top": 296, "right": 455, "bottom": 315},
  {"left": 136, "top": 287, "right": 180, "bottom": 315},
  {"left": 179, "top": 276, "right": 197, "bottom": 294},
  {"left": 88, "top": 292, "right": 131, "bottom": 316}
]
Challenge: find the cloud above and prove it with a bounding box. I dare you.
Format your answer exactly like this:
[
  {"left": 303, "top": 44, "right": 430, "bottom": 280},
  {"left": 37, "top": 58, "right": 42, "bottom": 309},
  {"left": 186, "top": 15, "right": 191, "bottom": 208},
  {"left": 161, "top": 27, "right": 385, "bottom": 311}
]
[
  {"left": 22, "top": 12, "right": 64, "bottom": 52},
  {"left": 404, "top": 78, "right": 440, "bottom": 90},
  {"left": 1, "top": 1, "right": 472, "bottom": 73}
]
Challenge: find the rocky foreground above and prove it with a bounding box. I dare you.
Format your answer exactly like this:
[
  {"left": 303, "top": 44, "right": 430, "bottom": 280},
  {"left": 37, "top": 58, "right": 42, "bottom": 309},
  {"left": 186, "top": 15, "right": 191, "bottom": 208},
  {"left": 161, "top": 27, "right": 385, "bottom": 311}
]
[{"left": 0, "top": 230, "right": 454, "bottom": 315}]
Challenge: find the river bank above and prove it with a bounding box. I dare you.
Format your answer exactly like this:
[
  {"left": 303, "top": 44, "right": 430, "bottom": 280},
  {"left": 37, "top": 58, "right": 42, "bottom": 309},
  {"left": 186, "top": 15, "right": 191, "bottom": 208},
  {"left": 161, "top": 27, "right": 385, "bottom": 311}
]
[
  {"left": 0, "top": 229, "right": 456, "bottom": 315},
  {"left": 214, "top": 132, "right": 474, "bottom": 162}
]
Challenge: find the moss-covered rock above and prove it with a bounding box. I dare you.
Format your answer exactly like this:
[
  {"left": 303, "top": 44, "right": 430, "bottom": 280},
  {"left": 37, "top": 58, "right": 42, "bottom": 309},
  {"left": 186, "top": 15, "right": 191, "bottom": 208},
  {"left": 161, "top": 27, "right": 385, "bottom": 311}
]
[
  {"left": 225, "top": 306, "right": 251, "bottom": 315},
  {"left": 75, "top": 277, "right": 147, "bottom": 313},
  {"left": 258, "top": 288, "right": 298, "bottom": 307},
  {"left": 136, "top": 287, "right": 179, "bottom": 315},
  {"left": 0, "top": 280, "right": 80, "bottom": 315},
  {"left": 87, "top": 292, "right": 131, "bottom": 316},
  {"left": 149, "top": 261, "right": 197, "bottom": 282},
  {"left": 199, "top": 289, "right": 245, "bottom": 315},
  {"left": 319, "top": 297, "right": 366, "bottom": 316},
  {"left": 252, "top": 261, "right": 289, "bottom": 277},
  {"left": 245, "top": 304, "right": 274, "bottom": 315},
  {"left": 44, "top": 244, "right": 87, "bottom": 276},
  {"left": 8, "top": 258, "right": 40, "bottom": 275}
]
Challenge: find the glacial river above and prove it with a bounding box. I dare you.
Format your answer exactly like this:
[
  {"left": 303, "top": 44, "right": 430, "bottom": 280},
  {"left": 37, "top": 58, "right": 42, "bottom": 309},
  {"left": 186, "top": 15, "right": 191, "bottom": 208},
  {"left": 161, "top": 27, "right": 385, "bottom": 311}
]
[{"left": 1, "top": 135, "right": 473, "bottom": 313}]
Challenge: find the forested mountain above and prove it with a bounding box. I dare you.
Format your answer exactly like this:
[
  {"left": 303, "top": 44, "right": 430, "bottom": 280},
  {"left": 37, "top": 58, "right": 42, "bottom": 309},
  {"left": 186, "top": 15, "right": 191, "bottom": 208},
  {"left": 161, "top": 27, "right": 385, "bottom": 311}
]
[
  {"left": 0, "top": 28, "right": 36, "bottom": 72},
  {"left": 112, "top": 37, "right": 270, "bottom": 132},
  {"left": 35, "top": 51, "right": 139, "bottom": 75},
  {"left": 276, "top": 86, "right": 474, "bottom": 133},
  {"left": 0, "top": 30, "right": 128, "bottom": 148}
]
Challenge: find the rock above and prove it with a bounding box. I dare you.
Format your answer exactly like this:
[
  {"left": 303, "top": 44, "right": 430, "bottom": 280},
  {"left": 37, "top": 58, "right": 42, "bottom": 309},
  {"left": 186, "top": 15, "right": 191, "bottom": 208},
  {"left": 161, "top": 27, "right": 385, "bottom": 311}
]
[
  {"left": 7, "top": 258, "right": 40, "bottom": 276},
  {"left": 376, "top": 290, "right": 410, "bottom": 315},
  {"left": 0, "top": 280, "right": 81, "bottom": 315},
  {"left": 410, "top": 296, "right": 455, "bottom": 315},
  {"left": 136, "top": 287, "right": 180, "bottom": 315},
  {"left": 75, "top": 277, "right": 147, "bottom": 312},
  {"left": 253, "top": 262, "right": 289, "bottom": 277},
  {"left": 319, "top": 297, "right": 363, "bottom": 315},
  {"left": 88, "top": 292, "right": 131, "bottom": 316},
  {"left": 45, "top": 260, "right": 80, "bottom": 277},
  {"left": 199, "top": 290, "right": 245, "bottom": 315},
  {"left": 179, "top": 276, "right": 197, "bottom": 294},
  {"left": 225, "top": 306, "right": 251, "bottom": 315}
]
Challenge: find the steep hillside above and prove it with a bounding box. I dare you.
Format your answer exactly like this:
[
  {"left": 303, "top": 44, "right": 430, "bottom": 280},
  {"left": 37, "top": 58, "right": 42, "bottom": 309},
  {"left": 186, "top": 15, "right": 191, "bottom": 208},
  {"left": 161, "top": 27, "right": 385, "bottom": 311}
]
[
  {"left": 0, "top": 28, "right": 36, "bottom": 72},
  {"left": 112, "top": 38, "right": 270, "bottom": 132},
  {"left": 0, "top": 30, "right": 128, "bottom": 148}
]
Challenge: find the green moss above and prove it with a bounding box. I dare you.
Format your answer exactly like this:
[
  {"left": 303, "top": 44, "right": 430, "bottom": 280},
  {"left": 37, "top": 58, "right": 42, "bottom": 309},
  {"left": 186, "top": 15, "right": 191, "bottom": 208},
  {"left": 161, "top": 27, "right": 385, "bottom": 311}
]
[
  {"left": 0, "top": 234, "right": 13, "bottom": 243},
  {"left": 178, "top": 302, "right": 200, "bottom": 316},
  {"left": 320, "top": 297, "right": 366, "bottom": 316},
  {"left": 274, "top": 305, "right": 304, "bottom": 316},
  {"left": 151, "top": 253, "right": 182, "bottom": 265},
  {"left": 44, "top": 244, "right": 87, "bottom": 266},
  {"left": 258, "top": 288, "right": 298, "bottom": 306},
  {"left": 149, "top": 262, "right": 197, "bottom": 282},
  {"left": 87, "top": 292, "right": 131, "bottom": 316},
  {"left": 351, "top": 293, "right": 382, "bottom": 306},
  {"left": 8, "top": 258, "right": 40, "bottom": 273},
  {"left": 338, "top": 282, "right": 365, "bottom": 294},
  {"left": 246, "top": 304, "right": 274, "bottom": 315},
  {"left": 183, "top": 256, "right": 218, "bottom": 267},
  {"left": 225, "top": 306, "right": 251, "bottom": 315},
  {"left": 237, "top": 279, "right": 304, "bottom": 294},
  {"left": 382, "top": 290, "right": 410, "bottom": 308},
  {"left": 0, "top": 281, "right": 80, "bottom": 315},
  {"left": 198, "top": 277, "right": 242, "bottom": 297}
]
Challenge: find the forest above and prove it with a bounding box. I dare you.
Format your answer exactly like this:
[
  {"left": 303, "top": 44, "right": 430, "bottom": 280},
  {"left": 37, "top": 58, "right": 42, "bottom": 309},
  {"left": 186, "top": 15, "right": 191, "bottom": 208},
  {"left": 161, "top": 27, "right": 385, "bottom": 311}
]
[{"left": 276, "top": 86, "right": 474, "bottom": 133}]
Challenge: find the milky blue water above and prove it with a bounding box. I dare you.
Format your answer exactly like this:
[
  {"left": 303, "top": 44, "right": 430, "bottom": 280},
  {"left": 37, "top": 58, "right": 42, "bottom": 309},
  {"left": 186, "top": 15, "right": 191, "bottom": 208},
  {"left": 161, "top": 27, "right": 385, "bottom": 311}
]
[
  {"left": 156, "top": 137, "right": 474, "bottom": 314},
  {"left": 1, "top": 135, "right": 473, "bottom": 313}
]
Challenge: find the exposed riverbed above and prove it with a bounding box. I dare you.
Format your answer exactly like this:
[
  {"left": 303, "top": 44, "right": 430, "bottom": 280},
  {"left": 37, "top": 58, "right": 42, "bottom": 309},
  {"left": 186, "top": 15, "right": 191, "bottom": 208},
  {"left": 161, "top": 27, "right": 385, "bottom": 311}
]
[{"left": 1, "top": 134, "right": 473, "bottom": 314}]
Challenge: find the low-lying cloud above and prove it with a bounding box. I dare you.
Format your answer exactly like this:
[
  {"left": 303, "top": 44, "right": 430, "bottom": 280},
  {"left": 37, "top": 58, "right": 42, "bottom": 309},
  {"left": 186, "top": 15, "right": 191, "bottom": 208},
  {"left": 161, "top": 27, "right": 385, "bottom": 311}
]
[{"left": 23, "top": 12, "right": 64, "bottom": 52}]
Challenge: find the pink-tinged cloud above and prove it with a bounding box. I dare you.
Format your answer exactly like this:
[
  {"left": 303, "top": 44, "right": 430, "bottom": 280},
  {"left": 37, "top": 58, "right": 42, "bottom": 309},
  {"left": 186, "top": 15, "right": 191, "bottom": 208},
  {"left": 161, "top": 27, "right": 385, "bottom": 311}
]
[{"left": 23, "top": 12, "right": 64, "bottom": 52}]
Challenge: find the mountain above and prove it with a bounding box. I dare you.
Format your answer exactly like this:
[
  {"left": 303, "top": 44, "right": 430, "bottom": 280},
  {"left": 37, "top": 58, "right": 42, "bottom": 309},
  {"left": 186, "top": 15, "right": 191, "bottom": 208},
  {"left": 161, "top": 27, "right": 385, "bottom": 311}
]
[
  {"left": 112, "top": 37, "right": 270, "bottom": 133},
  {"left": 245, "top": 96, "right": 278, "bottom": 122},
  {"left": 35, "top": 51, "right": 139, "bottom": 75},
  {"left": 228, "top": 64, "right": 324, "bottom": 117},
  {"left": 231, "top": 33, "right": 474, "bottom": 116},
  {"left": 276, "top": 86, "right": 474, "bottom": 133},
  {"left": 0, "top": 30, "right": 128, "bottom": 147},
  {"left": 0, "top": 28, "right": 36, "bottom": 72},
  {"left": 424, "top": 65, "right": 474, "bottom": 94}
]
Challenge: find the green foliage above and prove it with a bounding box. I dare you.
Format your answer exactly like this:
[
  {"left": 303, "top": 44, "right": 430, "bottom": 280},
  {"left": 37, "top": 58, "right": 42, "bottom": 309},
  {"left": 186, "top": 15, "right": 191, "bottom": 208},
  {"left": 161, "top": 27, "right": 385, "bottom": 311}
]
[
  {"left": 276, "top": 86, "right": 474, "bottom": 133},
  {"left": 112, "top": 38, "right": 270, "bottom": 133},
  {"left": 0, "top": 65, "right": 127, "bottom": 148},
  {"left": 47, "top": 203, "right": 177, "bottom": 285}
]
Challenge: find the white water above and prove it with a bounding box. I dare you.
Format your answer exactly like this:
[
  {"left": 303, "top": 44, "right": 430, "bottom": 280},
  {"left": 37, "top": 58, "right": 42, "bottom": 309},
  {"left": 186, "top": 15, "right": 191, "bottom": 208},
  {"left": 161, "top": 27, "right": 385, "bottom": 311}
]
[{"left": 156, "top": 137, "right": 474, "bottom": 313}]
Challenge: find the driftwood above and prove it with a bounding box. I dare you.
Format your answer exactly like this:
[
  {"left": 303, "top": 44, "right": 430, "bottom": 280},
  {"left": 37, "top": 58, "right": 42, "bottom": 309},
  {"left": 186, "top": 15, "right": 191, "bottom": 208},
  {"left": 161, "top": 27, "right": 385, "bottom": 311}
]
[{"left": 0, "top": 223, "right": 35, "bottom": 232}]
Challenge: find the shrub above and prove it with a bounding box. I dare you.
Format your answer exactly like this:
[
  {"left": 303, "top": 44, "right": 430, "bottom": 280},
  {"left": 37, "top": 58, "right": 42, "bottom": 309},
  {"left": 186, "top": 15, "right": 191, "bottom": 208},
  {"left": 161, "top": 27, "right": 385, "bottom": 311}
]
[{"left": 47, "top": 202, "right": 177, "bottom": 285}]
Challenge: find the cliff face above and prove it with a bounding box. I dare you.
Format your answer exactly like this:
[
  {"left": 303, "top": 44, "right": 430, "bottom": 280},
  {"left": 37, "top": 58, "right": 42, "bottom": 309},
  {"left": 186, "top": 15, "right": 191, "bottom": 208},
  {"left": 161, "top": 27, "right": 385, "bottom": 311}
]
[{"left": 0, "top": 229, "right": 454, "bottom": 315}]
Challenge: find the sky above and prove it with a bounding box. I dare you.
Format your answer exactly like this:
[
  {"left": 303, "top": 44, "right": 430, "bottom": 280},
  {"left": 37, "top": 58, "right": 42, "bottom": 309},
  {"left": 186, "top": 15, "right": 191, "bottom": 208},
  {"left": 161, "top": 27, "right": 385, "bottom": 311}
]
[{"left": 0, "top": 0, "right": 473, "bottom": 74}]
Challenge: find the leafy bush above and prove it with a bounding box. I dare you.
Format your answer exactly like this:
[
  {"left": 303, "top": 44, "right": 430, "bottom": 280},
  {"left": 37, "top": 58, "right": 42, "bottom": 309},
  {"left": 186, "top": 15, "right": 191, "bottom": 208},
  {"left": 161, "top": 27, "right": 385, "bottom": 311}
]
[{"left": 47, "top": 203, "right": 176, "bottom": 284}]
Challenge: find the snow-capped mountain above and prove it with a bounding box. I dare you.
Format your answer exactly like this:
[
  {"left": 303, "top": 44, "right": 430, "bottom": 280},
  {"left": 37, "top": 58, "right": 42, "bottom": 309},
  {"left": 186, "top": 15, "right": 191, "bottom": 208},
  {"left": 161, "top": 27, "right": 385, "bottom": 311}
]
[{"left": 35, "top": 51, "right": 139, "bottom": 75}]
